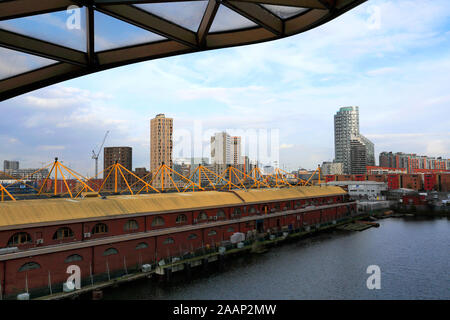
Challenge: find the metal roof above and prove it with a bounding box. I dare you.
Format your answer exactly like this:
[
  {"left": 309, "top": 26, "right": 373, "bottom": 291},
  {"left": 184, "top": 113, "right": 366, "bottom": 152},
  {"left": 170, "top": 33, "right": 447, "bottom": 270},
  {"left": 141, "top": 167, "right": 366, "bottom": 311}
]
[
  {"left": 233, "top": 185, "right": 346, "bottom": 202},
  {"left": 0, "top": 186, "right": 345, "bottom": 229},
  {"left": 0, "top": 0, "right": 366, "bottom": 100}
]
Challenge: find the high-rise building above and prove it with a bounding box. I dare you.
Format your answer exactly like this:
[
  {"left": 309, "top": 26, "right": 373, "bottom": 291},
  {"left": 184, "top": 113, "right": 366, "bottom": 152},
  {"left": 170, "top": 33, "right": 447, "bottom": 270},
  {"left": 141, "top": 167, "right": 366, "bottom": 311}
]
[
  {"left": 211, "top": 132, "right": 231, "bottom": 165},
  {"left": 349, "top": 135, "right": 375, "bottom": 175},
  {"left": 3, "top": 160, "right": 19, "bottom": 171},
  {"left": 103, "top": 147, "right": 132, "bottom": 191},
  {"left": 150, "top": 114, "right": 173, "bottom": 187},
  {"left": 232, "top": 136, "right": 242, "bottom": 165},
  {"left": 210, "top": 132, "right": 243, "bottom": 166},
  {"left": 334, "top": 106, "right": 374, "bottom": 174}
]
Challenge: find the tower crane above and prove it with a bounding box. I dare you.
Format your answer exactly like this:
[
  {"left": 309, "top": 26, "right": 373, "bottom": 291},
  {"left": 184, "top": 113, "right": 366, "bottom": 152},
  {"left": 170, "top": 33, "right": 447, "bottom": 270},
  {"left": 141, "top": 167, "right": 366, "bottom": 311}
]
[{"left": 92, "top": 131, "right": 109, "bottom": 177}]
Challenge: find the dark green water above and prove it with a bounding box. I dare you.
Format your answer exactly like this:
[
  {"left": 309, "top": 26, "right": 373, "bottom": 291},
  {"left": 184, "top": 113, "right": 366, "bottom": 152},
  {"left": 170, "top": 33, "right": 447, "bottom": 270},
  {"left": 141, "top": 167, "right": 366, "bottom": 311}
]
[{"left": 103, "top": 217, "right": 450, "bottom": 300}]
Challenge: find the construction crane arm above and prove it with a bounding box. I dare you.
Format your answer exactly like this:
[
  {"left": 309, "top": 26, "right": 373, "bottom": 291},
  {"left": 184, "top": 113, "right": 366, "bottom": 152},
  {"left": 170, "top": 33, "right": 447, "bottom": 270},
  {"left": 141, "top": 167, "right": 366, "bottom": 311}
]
[{"left": 95, "top": 131, "right": 109, "bottom": 157}]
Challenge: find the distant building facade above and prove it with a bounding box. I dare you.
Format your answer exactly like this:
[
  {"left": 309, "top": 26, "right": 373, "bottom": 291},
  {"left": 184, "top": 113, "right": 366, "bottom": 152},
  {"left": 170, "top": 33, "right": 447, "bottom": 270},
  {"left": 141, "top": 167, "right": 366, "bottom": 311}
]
[
  {"left": 103, "top": 146, "right": 132, "bottom": 191},
  {"left": 321, "top": 161, "right": 344, "bottom": 175},
  {"left": 211, "top": 132, "right": 231, "bottom": 165},
  {"left": 379, "top": 152, "right": 450, "bottom": 173},
  {"left": 3, "top": 160, "right": 19, "bottom": 171},
  {"left": 150, "top": 114, "right": 173, "bottom": 187}
]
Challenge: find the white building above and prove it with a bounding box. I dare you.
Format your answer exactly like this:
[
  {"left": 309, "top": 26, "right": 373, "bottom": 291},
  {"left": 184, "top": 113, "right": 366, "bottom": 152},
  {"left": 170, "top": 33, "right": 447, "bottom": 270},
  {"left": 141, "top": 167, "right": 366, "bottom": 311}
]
[
  {"left": 211, "top": 132, "right": 231, "bottom": 165},
  {"left": 211, "top": 132, "right": 242, "bottom": 165},
  {"left": 326, "top": 180, "right": 388, "bottom": 200}
]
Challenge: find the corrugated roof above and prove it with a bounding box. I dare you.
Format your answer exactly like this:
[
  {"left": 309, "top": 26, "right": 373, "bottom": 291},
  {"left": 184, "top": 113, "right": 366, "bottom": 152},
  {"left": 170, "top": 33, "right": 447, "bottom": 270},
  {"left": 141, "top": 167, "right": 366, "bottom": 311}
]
[
  {"left": 233, "top": 186, "right": 346, "bottom": 203},
  {"left": 0, "top": 186, "right": 346, "bottom": 229}
]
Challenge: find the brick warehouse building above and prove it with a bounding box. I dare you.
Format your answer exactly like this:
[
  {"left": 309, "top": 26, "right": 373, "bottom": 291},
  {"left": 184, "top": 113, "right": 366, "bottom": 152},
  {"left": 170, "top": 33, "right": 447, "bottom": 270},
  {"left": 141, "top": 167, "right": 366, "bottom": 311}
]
[
  {"left": 0, "top": 187, "right": 354, "bottom": 298},
  {"left": 324, "top": 171, "right": 450, "bottom": 192}
]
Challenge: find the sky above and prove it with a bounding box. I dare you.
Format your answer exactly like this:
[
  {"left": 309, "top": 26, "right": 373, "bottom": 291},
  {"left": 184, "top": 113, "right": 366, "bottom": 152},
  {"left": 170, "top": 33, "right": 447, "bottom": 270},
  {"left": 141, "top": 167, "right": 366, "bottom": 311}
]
[{"left": 1, "top": 0, "right": 450, "bottom": 176}]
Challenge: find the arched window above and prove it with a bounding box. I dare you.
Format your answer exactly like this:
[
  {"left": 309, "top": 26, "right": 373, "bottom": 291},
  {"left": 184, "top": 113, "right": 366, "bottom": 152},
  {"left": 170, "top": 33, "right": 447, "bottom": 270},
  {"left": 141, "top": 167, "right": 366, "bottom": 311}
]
[
  {"left": 18, "top": 262, "right": 41, "bottom": 272},
  {"left": 163, "top": 237, "right": 174, "bottom": 245},
  {"left": 197, "top": 211, "right": 208, "bottom": 221},
  {"left": 227, "top": 227, "right": 234, "bottom": 233},
  {"left": 103, "top": 248, "right": 118, "bottom": 256},
  {"left": 248, "top": 207, "right": 256, "bottom": 214},
  {"left": 208, "top": 230, "right": 217, "bottom": 236},
  {"left": 176, "top": 214, "right": 187, "bottom": 224},
  {"left": 65, "top": 254, "right": 83, "bottom": 263},
  {"left": 151, "top": 216, "right": 165, "bottom": 227},
  {"left": 216, "top": 210, "right": 226, "bottom": 219},
  {"left": 53, "top": 227, "right": 74, "bottom": 240},
  {"left": 136, "top": 242, "right": 148, "bottom": 250},
  {"left": 8, "top": 232, "right": 32, "bottom": 246},
  {"left": 188, "top": 233, "right": 198, "bottom": 240},
  {"left": 124, "top": 219, "right": 139, "bottom": 231},
  {"left": 92, "top": 223, "right": 108, "bottom": 234}
]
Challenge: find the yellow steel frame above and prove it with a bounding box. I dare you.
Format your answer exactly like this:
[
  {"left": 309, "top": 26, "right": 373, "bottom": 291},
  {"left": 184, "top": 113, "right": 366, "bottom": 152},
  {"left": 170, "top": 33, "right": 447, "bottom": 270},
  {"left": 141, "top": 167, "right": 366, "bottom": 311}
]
[{"left": 1, "top": 158, "right": 323, "bottom": 201}]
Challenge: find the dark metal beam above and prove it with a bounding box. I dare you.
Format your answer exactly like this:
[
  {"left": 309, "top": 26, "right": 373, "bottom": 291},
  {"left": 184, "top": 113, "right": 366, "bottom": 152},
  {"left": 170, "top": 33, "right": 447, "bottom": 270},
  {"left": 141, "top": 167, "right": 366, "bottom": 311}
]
[
  {"left": 86, "top": 5, "right": 96, "bottom": 66},
  {"left": 91, "top": 0, "right": 326, "bottom": 7},
  {"left": 97, "top": 40, "right": 191, "bottom": 66},
  {"left": 95, "top": 4, "right": 198, "bottom": 48},
  {"left": 0, "top": 63, "right": 84, "bottom": 101},
  {"left": 0, "top": 0, "right": 75, "bottom": 21},
  {"left": 197, "top": 0, "right": 220, "bottom": 46},
  {"left": 0, "top": 29, "right": 87, "bottom": 66},
  {"left": 223, "top": 1, "right": 283, "bottom": 36},
  {"left": 230, "top": 0, "right": 328, "bottom": 9},
  {"left": 206, "top": 27, "right": 276, "bottom": 48}
]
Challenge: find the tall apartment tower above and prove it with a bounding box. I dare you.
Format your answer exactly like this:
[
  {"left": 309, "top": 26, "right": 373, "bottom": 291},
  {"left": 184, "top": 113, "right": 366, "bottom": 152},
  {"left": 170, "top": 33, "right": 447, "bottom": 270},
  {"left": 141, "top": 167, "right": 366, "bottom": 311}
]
[
  {"left": 232, "top": 136, "right": 242, "bottom": 165},
  {"left": 103, "top": 147, "right": 132, "bottom": 191},
  {"left": 211, "top": 132, "right": 231, "bottom": 165},
  {"left": 150, "top": 114, "right": 173, "bottom": 187},
  {"left": 334, "top": 106, "right": 374, "bottom": 174}
]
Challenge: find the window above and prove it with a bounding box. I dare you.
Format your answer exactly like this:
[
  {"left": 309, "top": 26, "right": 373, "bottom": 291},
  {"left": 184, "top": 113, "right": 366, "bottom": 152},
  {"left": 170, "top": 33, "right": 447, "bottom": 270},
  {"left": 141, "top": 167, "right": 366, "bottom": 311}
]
[
  {"left": 124, "top": 220, "right": 139, "bottom": 231},
  {"left": 18, "top": 262, "right": 41, "bottom": 272},
  {"left": 65, "top": 254, "right": 83, "bottom": 263},
  {"left": 151, "top": 216, "right": 165, "bottom": 227},
  {"left": 8, "top": 232, "right": 32, "bottom": 246},
  {"left": 163, "top": 237, "right": 174, "bottom": 245},
  {"left": 176, "top": 214, "right": 187, "bottom": 224},
  {"left": 208, "top": 230, "right": 217, "bottom": 236},
  {"left": 188, "top": 233, "right": 198, "bottom": 240},
  {"left": 53, "top": 227, "right": 74, "bottom": 240},
  {"left": 248, "top": 207, "right": 256, "bottom": 214},
  {"left": 136, "top": 242, "right": 148, "bottom": 250},
  {"left": 103, "top": 248, "right": 118, "bottom": 256},
  {"left": 227, "top": 227, "right": 234, "bottom": 233},
  {"left": 233, "top": 208, "right": 241, "bottom": 216},
  {"left": 92, "top": 223, "right": 108, "bottom": 234},
  {"left": 197, "top": 211, "right": 208, "bottom": 221},
  {"left": 216, "top": 210, "right": 226, "bottom": 219}
]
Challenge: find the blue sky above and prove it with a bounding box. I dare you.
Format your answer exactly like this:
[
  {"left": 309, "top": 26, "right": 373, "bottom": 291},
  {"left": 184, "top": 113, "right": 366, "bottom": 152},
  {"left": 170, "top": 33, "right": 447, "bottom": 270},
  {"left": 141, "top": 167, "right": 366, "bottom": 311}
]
[{"left": 1, "top": 0, "right": 450, "bottom": 175}]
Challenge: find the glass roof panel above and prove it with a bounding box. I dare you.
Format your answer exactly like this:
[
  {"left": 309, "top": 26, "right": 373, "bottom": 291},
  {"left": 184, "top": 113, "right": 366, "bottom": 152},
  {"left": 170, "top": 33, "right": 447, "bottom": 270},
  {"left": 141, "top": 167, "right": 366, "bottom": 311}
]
[
  {"left": 261, "top": 4, "right": 309, "bottom": 19},
  {"left": 94, "top": 10, "right": 166, "bottom": 52},
  {"left": 0, "top": 8, "right": 87, "bottom": 51},
  {"left": 0, "top": 47, "right": 57, "bottom": 80},
  {"left": 209, "top": 4, "right": 258, "bottom": 33},
  {"left": 135, "top": 1, "right": 208, "bottom": 32}
]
